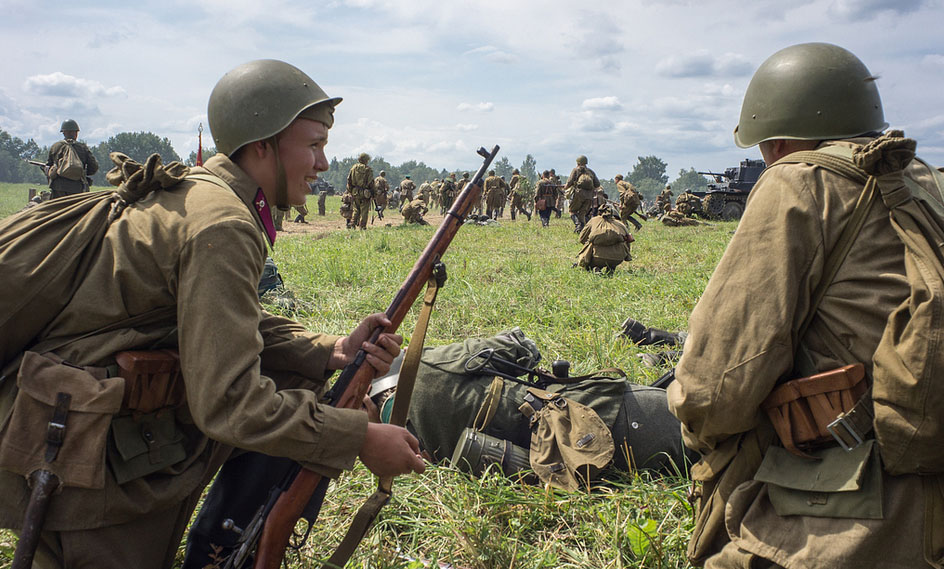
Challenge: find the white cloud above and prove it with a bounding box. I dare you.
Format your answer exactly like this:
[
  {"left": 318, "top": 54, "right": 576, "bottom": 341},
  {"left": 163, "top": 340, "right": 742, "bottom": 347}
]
[
  {"left": 23, "top": 72, "right": 126, "bottom": 99},
  {"left": 582, "top": 97, "right": 622, "bottom": 111},
  {"left": 656, "top": 51, "right": 752, "bottom": 78},
  {"left": 457, "top": 102, "right": 494, "bottom": 112},
  {"left": 922, "top": 54, "right": 944, "bottom": 68},
  {"left": 455, "top": 123, "right": 479, "bottom": 131},
  {"left": 828, "top": 0, "right": 927, "bottom": 21},
  {"left": 465, "top": 46, "right": 516, "bottom": 64}
]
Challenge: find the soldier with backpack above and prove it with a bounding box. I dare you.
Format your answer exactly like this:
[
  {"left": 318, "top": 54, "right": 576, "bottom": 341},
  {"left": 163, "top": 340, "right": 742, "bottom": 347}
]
[
  {"left": 0, "top": 59, "right": 424, "bottom": 569},
  {"left": 564, "top": 155, "right": 600, "bottom": 232},
  {"left": 667, "top": 43, "right": 944, "bottom": 569},
  {"left": 44, "top": 119, "right": 98, "bottom": 198}
]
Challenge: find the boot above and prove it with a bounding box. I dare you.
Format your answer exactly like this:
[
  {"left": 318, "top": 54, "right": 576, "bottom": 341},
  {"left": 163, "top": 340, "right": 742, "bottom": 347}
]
[
  {"left": 619, "top": 318, "right": 649, "bottom": 344},
  {"left": 526, "top": 210, "right": 532, "bottom": 221}
]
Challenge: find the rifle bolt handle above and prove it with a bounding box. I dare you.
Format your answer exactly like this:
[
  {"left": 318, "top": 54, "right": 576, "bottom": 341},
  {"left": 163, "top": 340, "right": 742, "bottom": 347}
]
[{"left": 221, "top": 519, "right": 244, "bottom": 535}]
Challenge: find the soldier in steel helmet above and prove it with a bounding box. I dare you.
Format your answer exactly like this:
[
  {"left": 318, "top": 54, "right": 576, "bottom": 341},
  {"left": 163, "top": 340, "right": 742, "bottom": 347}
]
[
  {"left": 667, "top": 43, "right": 944, "bottom": 569},
  {"left": 439, "top": 172, "right": 457, "bottom": 214},
  {"left": 44, "top": 119, "right": 99, "bottom": 198},
  {"left": 400, "top": 174, "right": 416, "bottom": 202},
  {"left": 347, "top": 152, "right": 375, "bottom": 229},
  {"left": 0, "top": 59, "right": 424, "bottom": 569},
  {"left": 564, "top": 155, "right": 600, "bottom": 232},
  {"left": 374, "top": 169, "right": 390, "bottom": 212},
  {"left": 575, "top": 203, "right": 632, "bottom": 273}
]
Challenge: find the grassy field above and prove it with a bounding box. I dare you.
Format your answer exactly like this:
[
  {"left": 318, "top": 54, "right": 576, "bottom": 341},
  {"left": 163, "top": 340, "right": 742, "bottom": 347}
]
[{"left": 0, "top": 182, "right": 737, "bottom": 568}]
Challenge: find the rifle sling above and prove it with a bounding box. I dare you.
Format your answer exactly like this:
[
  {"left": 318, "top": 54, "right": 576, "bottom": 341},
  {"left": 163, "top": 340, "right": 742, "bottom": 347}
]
[{"left": 321, "top": 269, "right": 443, "bottom": 569}]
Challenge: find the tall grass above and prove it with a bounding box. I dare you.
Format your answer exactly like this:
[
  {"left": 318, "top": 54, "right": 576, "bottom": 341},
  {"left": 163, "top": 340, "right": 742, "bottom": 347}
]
[{"left": 0, "top": 182, "right": 737, "bottom": 568}]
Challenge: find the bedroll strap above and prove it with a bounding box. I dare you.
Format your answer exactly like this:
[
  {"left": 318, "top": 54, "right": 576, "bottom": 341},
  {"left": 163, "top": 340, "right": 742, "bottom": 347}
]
[{"left": 322, "top": 264, "right": 445, "bottom": 569}]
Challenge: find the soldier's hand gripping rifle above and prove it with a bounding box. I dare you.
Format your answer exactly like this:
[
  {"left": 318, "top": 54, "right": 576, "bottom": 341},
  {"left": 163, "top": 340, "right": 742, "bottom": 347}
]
[{"left": 229, "top": 145, "right": 499, "bottom": 569}]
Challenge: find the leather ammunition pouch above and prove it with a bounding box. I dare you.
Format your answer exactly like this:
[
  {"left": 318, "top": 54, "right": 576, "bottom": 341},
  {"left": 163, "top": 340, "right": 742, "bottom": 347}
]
[
  {"left": 116, "top": 349, "right": 185, "bottom": 414},
  {"left": 761, "top": 363, "right": 869, "bottom": 458}
]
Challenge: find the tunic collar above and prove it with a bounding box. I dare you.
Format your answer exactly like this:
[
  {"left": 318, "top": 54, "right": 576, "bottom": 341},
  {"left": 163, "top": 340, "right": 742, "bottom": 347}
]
[{"left": 195, "top": 154, "right": 277, "bottom": 246}]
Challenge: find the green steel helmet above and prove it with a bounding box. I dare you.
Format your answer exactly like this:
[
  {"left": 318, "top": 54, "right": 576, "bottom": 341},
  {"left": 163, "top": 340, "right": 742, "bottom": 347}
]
[
  {"left": 358, "top": 152, "right": 370, "bottom": 163},
  {"left": 405, "top": 174, "right": 411, "bottom": 179},
  {"left": 208, "top": 59, "right": 342, "bottom": 155},
  {"left": 379, "top": 170, "right": 386, "bottom": 176},
  {"left": 488, "top": 170, "right": 495, "bottom": 176},
  {"left": 734, "top": 43, "right": 887, "bottom": 148},
  {"left": 614, "top": 174, "right": 623, "bottom": 180},
  {"left": 60, "top": 119, "right": 79, "bottom": 132},
  {"left": 576, "top": 155, "right": 588, "bottom": 165}
]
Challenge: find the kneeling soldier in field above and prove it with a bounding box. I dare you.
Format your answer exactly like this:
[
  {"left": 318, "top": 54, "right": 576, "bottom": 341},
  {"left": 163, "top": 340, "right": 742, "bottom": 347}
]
[{"left": 0, "top": 59, "right": 425, "bottom": 569}]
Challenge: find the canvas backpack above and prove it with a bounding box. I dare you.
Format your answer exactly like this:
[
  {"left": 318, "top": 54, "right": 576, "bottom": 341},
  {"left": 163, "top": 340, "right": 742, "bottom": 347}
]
[
  {"left": 0, "top": 153, "right": 189, "bottom": 371},
  {"left": 57, "top": 140, "right": 86, "bottom": 181},
  {"left": 778, "top": 131, "right": 944, "bottom": 475},
  {"left": 402, "top": 329, "right": 693, "bottom": 485},
  {"left": 576, "top": 170, "right": 594, "bottom": 191}
]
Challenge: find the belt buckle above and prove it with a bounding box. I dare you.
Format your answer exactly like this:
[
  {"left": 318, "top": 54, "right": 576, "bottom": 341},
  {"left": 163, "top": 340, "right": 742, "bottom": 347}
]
[{"left": 826, "top": 415, "right": 864, "bottom": 451}]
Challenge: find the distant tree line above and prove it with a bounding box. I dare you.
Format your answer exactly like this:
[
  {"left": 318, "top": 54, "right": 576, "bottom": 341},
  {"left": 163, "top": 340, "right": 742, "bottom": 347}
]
[{"left": 0, "top": 128, "right": 709, "bottom": 201}]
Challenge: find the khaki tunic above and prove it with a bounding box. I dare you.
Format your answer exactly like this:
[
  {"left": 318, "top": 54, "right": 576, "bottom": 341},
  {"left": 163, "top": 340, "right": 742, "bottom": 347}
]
[
  {"left": 45, "top": 139, "right": 99, "bottom": 196},
  {"left": 0, "top": 154, "right": 366, "bottom": 532},
  {"left": 576, "top": 214, "right": 631, "bottom": 270},
  {"left": 667, "top": 138, "right": 943, "bottom": 568}
]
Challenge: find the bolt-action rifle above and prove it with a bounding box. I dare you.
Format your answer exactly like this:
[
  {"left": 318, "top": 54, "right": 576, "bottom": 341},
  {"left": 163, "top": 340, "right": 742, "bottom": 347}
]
[{"left": 224, "top": 145, "right": 500, "bottom": 569}]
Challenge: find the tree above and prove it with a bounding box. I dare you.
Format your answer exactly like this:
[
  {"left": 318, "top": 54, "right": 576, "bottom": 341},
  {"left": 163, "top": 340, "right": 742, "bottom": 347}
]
[
  {"left": 0, "top": 129, "right": 46, "bottom": 183},
  {"left": 91, "top": 131, "right": 182, "bottom": 185},
  {"left": 186, "top": 147, "right": 217, "bottom": 166},
  {"left": 634, "top": 178, "right": 665, "bottom": 202},
  {"left": 493, "top": 156, "right": 514, "bottom": 180},
  {"left": 628, "top": 155, "right": 668, "bottom": 186},
  {"left": 671, "top": 168, "right": 709, "bottom": 193},
  {"left": 519, "top": 154, "right": 538, "bottom": 186}
]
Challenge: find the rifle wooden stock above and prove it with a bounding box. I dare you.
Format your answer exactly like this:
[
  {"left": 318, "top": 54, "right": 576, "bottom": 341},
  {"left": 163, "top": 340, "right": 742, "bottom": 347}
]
[{"left": 252, "top": 145, "right": 499, "bottom": 569}]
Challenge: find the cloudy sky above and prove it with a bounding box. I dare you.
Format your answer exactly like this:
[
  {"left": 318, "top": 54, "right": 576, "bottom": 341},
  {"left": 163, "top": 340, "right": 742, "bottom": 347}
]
[{"left": 2, "top": 0, "right": 942, "bottom": 179}]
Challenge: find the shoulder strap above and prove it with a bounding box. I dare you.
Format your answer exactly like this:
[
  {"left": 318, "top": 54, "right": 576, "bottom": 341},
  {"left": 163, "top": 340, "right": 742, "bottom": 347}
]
[{"left": 773, "top": 148, "right": 877, "bottom": 374}]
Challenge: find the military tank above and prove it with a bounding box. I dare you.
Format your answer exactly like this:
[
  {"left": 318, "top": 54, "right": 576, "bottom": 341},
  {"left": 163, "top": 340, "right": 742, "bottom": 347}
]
[
  {"left": 697, "top": 158, "right": 766, "bottom": 220},
  {"left": 309, "top": 178, "right": 335, "bottom": 195}
]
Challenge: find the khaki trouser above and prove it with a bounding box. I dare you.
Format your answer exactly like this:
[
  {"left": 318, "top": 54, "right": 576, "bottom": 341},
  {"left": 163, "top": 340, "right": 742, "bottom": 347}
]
[
  {"left": 705, "top": 545, "right": 783, "bottom": 569},
  {"left": 31, "top": 500, "right": 192, "bottom": 569},
  {"left": 352, "top": 196, "right": 371, "bottom": 228}
]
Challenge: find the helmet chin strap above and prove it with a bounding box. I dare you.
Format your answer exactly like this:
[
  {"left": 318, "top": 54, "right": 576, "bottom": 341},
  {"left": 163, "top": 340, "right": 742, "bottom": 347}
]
[{"left": 269, "top": 136, "right": 290, "bottom": 211}]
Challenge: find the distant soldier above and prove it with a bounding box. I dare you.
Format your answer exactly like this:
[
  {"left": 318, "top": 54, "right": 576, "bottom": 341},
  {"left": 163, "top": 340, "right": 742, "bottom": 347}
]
[
  {"left": 660, "top": 209, "right": 702, "bottom": 227},
  {"left": 440, "top": 173, "right": 457, "bottom": 214},
  {"left": 317, "top": 189, "right": 327, "bottom": 216},
  {"left": 429, "top": 178, "right": 442, "bottom": 210},
  {"left": 400, "top": 196, "right": 430, "bottom": 225},
  {"left": 655, "top": 184, "right": 673, "bottom": 212},
  {"left": 347, "top": 152, "right": 375, "bottom": 229},
  {"left": 272, "top": 202, "right": 309, "bottom": 230},
  {"left": 616, "top": 174, "right": 644, "bottom": 230},
  {"left": 399, "top": 175, "right": 416, "bottom": 202},
  {"left": 534, "top": 170, "right": 557, "bottom": 227},
  {"left": 340, "top": 192, "right": 354, "bottom": 228},
  {"left": 507, "top": 169, "right": 531, "bottom": 221},
  {"left": 374, "top": 170, "right": 390, "bottom": 212},
  {"left": 550, "top": 168, "right": 563, "bottom": 217},
  {"left": 483, "top": 170, "right": 509, "bottom": 219},
  {"left": 45, "top": 119, "right": 99, "bottom": 198},
  {"left": 576, "top": 203, "right": 633, "bottom": 273},
  {"left": 675, "top": 189, "right": 701, "bottom": 217},
  {"left": 564, "top": 155, "right": 600, "bottom": 232},
  {"left": 418, "top": 180, "right": 432, "bottom": 205}
]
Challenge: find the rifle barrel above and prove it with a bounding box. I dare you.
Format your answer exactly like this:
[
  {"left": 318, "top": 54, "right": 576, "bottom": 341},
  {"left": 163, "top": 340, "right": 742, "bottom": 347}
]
[{"left": 253, "top": 145, "right": 499, "bottom": 569}]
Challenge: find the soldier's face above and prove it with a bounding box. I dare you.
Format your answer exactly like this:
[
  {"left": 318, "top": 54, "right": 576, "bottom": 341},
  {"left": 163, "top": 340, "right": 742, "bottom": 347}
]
[{"left": 277, "top": 118, "right": 330, "bottom": 205}]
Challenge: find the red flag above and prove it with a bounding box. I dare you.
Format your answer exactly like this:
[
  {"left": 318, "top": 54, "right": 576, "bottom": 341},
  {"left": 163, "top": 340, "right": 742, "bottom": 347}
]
[{"left": 197, "top": 123, "right": 204, "bottom": 166}]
